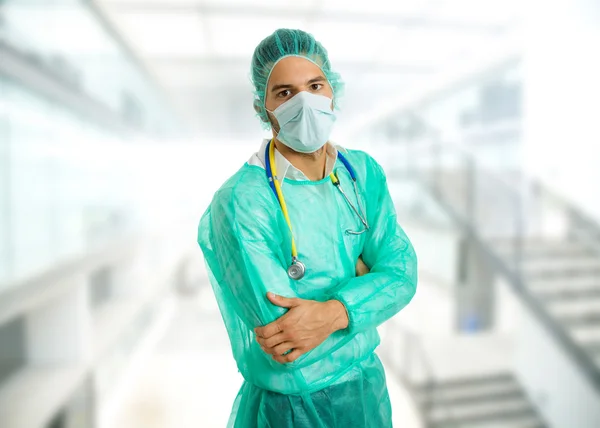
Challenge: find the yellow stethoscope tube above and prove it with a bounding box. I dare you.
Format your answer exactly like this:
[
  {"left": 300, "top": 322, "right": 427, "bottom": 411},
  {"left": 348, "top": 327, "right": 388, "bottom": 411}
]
[
  {"left": 268, "top": 139, "right": 369, "bottom": 280},
  {"left": 268, "top": 141, "right": 308, "bottom": 280},
  {"left": 269, "top": 140, "right": 298, "bottom": 258}
]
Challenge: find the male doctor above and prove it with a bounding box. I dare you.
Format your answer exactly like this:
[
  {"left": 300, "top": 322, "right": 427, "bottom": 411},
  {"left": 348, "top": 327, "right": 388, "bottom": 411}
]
[{"left": 198, "top": 28, "right": 418, "bottom": 428}]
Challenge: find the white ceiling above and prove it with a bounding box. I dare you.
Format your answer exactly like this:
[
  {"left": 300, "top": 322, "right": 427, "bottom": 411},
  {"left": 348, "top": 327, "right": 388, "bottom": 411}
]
[{"left": 98, "top": 0, "right": 522, "bottom": 139}]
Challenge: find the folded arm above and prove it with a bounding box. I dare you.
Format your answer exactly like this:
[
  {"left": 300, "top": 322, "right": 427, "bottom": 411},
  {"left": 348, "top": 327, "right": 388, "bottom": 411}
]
[
  {"left": 204, "top": 189, "right": 348, "bottom": 364},
  {"left": 325, "top": 158, "right": 418, "bottom": 335}
]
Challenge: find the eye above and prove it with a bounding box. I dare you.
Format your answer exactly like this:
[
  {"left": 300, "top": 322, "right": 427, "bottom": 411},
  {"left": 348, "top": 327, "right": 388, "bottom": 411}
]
[
  {"left": 311, "top": 83, "right": 323, "bottom": 91},
  {"left": 277, "top": 89, "right": 292, "bottom": 98}
]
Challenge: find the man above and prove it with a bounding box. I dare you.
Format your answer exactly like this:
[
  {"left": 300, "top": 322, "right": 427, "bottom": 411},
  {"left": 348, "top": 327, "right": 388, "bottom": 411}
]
[{"left": 198, "top": 28, "right": 417, "bottom": 428}]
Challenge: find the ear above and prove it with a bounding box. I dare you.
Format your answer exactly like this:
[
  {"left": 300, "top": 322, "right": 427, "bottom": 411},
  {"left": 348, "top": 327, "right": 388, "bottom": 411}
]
[
  {"left": 253, "top": 99, "right": 269, "bottom": 122},
  {"left": 253, "top": 98, "right": 261, "bottom": 113}
]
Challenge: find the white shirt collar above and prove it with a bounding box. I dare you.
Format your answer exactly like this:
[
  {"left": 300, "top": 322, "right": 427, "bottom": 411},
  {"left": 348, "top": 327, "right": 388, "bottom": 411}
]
[{"left": 249, "top": 138, "right": 347, "bottom": 185}]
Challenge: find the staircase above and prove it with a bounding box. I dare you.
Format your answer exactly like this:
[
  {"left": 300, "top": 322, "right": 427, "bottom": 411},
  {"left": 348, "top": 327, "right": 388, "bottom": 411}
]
[
  {"left": 388, "top": 139, "right": 600, "bottom": 426},
  {"left": 403, "top": 141, "right": 600, "bottom": 387},
  {"left": 496, "top": 238, "right": 600, "bottom": 371},
  {"left": 413, "top": 373, "right": 546, "bottom": 428}
]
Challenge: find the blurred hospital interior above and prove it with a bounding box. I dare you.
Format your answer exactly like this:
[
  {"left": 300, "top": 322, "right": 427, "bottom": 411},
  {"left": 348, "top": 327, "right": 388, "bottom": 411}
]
[{"left": 1, "top": 0, "right": 600, "bottom": 427}]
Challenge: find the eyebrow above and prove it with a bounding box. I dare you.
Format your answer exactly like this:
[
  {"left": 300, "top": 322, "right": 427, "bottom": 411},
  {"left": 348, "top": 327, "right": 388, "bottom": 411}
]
[{"left": 270, "top": 76, "right": 326, "bottom": 93}]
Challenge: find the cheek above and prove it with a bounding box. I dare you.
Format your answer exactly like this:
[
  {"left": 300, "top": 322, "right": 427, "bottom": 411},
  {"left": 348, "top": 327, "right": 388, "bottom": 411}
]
[{"left": 264, "top": 96, "right": 274, "bottom": 112}]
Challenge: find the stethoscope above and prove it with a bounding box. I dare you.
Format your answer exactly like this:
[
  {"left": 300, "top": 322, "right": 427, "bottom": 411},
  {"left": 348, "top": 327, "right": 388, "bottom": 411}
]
[{"left": 265, "top": 139, "right": 370, "bottom": 280}]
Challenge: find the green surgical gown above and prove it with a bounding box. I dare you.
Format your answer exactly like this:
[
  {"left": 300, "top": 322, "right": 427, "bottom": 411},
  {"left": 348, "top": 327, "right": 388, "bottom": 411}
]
[{"left": 197, "top": 149, "right": 418, "bottom": 427}]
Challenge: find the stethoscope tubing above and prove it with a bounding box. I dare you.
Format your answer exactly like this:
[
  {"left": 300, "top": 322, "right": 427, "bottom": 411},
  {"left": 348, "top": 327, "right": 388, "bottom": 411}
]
[{"left": 264, "top": 140, "right": 370, "bottom": 279}]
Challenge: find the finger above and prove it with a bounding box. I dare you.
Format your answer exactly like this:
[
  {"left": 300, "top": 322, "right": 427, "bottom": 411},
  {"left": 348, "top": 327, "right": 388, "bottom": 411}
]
[
  {"left": 262, "top": 332, "right": 288, "bottom": 348},
  {"left": 260, "top": 345, "right": 275, "bottom": 355},
  {"left": 256, "top": 332, "right": 286, "bottom": 348},
  {"left": 285, "top": 349, "right": 303, "bottom": 363},
  {"left": 274, "top": 349, "right": 303, "bottom": 364},
  {"left": 267, "top": 292, "right": 299, "bottom": 308},
  {"left": 272, "top": 342, "right": 295, "bottom": 357},
  {"left": 256, "top": 320, "right": 284, "bottom": 339}
]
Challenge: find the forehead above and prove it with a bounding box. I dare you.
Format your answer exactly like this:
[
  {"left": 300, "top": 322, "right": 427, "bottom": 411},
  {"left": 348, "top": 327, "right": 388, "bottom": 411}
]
[{"left": 267, "top": 56, "right": 326, "bottom": 88}]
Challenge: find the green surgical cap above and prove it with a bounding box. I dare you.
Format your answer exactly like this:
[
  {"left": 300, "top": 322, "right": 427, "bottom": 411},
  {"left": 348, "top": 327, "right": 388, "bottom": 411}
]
[{"left": 250, "top": 28, "right": 344, "bottom": 128}]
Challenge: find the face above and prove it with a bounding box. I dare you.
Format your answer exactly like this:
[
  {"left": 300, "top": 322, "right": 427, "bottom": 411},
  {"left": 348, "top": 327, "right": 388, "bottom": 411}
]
[{"left": 265, "top": 56, "right": 334, "bottom": 132}]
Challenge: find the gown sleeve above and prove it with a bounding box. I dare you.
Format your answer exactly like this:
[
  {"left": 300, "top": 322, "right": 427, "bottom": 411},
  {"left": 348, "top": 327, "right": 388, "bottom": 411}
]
[
  {"left": 325, "top": 155, "right": 418, "bottom": 336},
  {"left": 199, "top": 184, "right": 298, "bottom": 332},
  {"left": 199, "top": 181, "right": 349, "bottom": 371}
]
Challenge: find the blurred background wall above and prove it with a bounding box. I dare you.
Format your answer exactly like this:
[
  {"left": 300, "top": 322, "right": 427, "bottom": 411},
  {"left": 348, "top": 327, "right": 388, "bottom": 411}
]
[{"left": 1, "top": 1, "right": 599, "bottom": 427}]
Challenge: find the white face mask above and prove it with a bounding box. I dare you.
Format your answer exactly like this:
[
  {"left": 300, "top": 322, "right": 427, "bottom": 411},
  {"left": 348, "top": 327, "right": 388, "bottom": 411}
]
[{"left": 267, "top": 91, "right": 336, "bottom": 154}]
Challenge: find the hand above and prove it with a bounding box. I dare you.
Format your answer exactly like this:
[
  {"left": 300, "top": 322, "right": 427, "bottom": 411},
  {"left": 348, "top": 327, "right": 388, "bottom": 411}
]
[
  {"left": 254, "top": 292, "right": 348, "bottom": 364},
  {"left": 356, "top": 256, "right": 370, "bottom": 277}
]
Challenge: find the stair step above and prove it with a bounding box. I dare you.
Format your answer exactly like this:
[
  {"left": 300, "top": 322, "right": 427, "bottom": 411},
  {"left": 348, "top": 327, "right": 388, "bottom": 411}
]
[
  {"left": 523, "top": 258, "right": 600, "bottom": 278},
  {"left": 535, "top": 286, "right": 600, "bottom": 302},
  {"left": 423, "top": 388, "right": 527, "bottom": 409},
  {"left": 528, "top": 275, "right": 600, "bottom": 288},
  {"left": 428, "top": 401, "right": 539, "bottom": 427},
  {"left": 526, "top": 267, "right": 600, "bottom": 279},
  {"left": 420, "top": 373, "right": 546, "bottom": 428},
  {"left": 430, "top": 417, "right": 546, "bottom": 428},
  {"left": 523, "top": 255, "right": 600, "bottom": 269},
  {"left": 494, "top": 239, "right": 589, "bottom": 258},
  {"left": 559, "top": 311, "right": 600, "bottom": 327},
  {"left": 545, "top": 299, "right": 600, "bottom": 318},
  {"left": 415, "top": 373, "right": 515, "bottom": 395},
  {"left": 417, "top": 383, "right": 524, "bottom": 408},
  {"left": 569, "top": 324, "right": 600, "bottom": 343}
]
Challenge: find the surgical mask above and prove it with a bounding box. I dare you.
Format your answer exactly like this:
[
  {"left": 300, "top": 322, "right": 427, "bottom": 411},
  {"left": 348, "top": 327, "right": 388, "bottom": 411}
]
[{"left": 267, "top": 91, "right": 336, "bottom": 154}]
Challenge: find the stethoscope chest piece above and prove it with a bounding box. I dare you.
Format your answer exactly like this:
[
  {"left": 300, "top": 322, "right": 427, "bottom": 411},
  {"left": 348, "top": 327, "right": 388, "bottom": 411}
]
[{"left": 287, "top": 258, "right": 306, "bottom": 280}]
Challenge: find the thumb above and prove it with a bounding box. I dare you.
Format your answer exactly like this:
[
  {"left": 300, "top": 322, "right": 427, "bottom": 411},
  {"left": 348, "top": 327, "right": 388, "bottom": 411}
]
[{"left": 267, "top": 292, "right": 297, "bottom": 308}]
